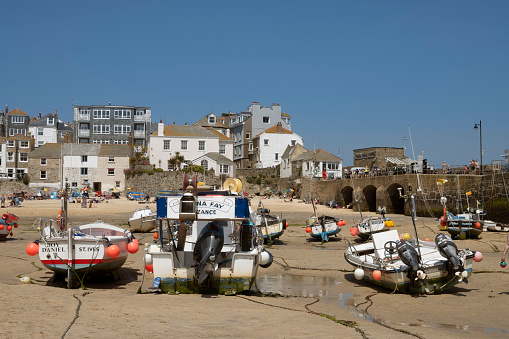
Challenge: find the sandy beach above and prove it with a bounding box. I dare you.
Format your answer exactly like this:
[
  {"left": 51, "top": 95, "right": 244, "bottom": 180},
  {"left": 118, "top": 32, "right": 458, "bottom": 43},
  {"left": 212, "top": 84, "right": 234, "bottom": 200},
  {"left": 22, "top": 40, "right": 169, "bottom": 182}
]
[{"left": 1, "top": 197, "right": 508, "bottom": 338}]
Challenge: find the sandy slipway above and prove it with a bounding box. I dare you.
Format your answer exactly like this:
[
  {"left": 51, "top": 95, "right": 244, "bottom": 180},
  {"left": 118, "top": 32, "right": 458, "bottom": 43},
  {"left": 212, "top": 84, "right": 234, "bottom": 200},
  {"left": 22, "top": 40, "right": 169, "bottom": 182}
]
[{"left": 1, "top": 198, "right": 508, "bottom": 338}]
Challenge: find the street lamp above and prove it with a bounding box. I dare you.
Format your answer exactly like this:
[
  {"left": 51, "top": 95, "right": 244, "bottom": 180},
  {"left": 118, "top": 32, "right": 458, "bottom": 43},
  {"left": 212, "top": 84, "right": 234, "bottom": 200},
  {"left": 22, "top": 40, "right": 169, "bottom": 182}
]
[
  {"left": 473, "top": 121, "right": 482, "bottom": 175},
  {"left": 403, "top": 136, "right": 408, "bottom": 155}
]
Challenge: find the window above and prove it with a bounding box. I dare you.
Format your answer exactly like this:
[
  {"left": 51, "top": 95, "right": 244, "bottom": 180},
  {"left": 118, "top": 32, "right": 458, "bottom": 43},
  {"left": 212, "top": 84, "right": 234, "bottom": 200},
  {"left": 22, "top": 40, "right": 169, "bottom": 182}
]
[
  {"left": 38, "top": 141, "right": 44, "bottom": 147},
  {"left": 248, "top": 142, "right": 253, "bottom": 151},
  {"left": 114, "top": 109, "right": 131, "bottom": 119},
  {"left": 11, "top": 116, "right": 24, "bottom": 123},
  {"left": 7, "top": 152, "right": 14, "bottom": 162},
  {"left": 82, "top": 155, "right": 88, "bottom": 162},
  {"left": 275, "top": 153, "right": 279, "bottom": 160},
  {"left": 72, "top": 182, "right": 77, "bottom": 187},
  {"left": 201, "top": 160, "right": 208, "bottom": 171},
  {"left": 199, "top": 141, "right": 205, "bottom": 151},
  {"left": 93, "top": 140, "right": 110, "bottom": 144},
  {"left": 81, "top": 168, "right": 88, "bottom": 175},
  {"left": 219, "top": 145, "right": 225, "bottom": 154},
  {"left": 41, "top": 158, "right": 47, "bottom": 166},
  {"left": 208, "top": 116, "right": 216, "bottom": 124},
  {"left": 47, "top": 117, "right": 54, "bottom": 125},
  {"left": 7, "top": 140, "right": 14, "bottom": 147},
  {"left": 181, "top": 140, "right": 188, "bottom": 150},
  {"left": 9, "top": 128, "right": 26, "bottom": 136},
  {"left": 108, "top": 156, "right": 115, "bottom": 163},
  {"left": 80, "top": 109, "right": 90, "bottom": 116},
  {"left": 264, "top": 139, "right": 269, "bottom": 146},
  {"left": 107, "top": 168, "right": 115, "bottom": 175},
  {"left": 220, "top": 164, "right": 229, "bottom": 174},
  {"left": 20, "top": 141, "right": 29, "bottom": 148},
  {"left": 40, "top": 171, "right": 47, "bottom": 179},
  {"left": 19, "top": 153, "right": 28, "bottom": 162},
  {"left": 8, "top": 169, "right": 13, "bottom": 177},
  {"left": 263, "top": 116, "right": 270, "bottom": 123},
  {"left": 115, "top": 181, "right": 121, "bottom": 188},
  {"left": 93, "top": 109, "right": 110, "bottom": 119},
  {"left": 291, "top": 140, "right": 296, "bottom": 146},
  {"left": 93, "top": 124, "right": 110, "bottom": 134},
  {"left": 183, "top": 160, "right": 190, "bottom": 169},
  {"left": 163, "top": 140, "right": 171, "bottom": 151},
  {"left": 167, "top": 162, "right": 174, "bottom": 171},
  {"left": 114, "top": 125, "right": 131, "bottom": 134},
  {"left": 135, "top": 110, "right": 145, "bottom": 117},
  {"left": 327, "top": 162, "right": 339, "bottom": 170},
  {"left": 246, "top": 132, "right": 250, "bottom": 139},
  {"left": 38, "top": 128, "right": 43, "bottom": 135},
  {"left": 113, "top": 140, "right": 128, "bottom": 144}
]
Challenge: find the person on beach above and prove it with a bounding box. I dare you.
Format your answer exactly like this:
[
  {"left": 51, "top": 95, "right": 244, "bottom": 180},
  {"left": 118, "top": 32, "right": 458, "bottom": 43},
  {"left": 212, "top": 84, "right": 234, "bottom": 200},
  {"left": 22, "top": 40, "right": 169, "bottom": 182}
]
[
  {"left": 1, "top": 194, "right": 5, "bottom": 208},
  {"left": 501, "top": 233, "right": 509, "bottom": 265}
]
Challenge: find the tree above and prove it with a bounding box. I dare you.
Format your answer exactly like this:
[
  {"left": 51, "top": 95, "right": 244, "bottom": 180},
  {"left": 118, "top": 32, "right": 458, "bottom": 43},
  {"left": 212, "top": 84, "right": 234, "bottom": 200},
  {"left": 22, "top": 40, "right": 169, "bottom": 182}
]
[{"left": 168, "top": 152, "right": 185, "bottom": 171}]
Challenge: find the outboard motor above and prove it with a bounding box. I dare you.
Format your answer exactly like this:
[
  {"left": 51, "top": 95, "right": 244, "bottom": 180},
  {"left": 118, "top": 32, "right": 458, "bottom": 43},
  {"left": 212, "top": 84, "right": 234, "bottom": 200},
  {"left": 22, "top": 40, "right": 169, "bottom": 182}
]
[
  {"left": 240, "top": 220, "right": 253, "bottom": 251},
  {"left": 435, "top": 233, "right": 468, "bottom": 282},
  {"left": 397, "top": 240, "right": 426, "bottom": 282},
  {"left": 193, "top": 222, "right": 224, "bottom": 286}
]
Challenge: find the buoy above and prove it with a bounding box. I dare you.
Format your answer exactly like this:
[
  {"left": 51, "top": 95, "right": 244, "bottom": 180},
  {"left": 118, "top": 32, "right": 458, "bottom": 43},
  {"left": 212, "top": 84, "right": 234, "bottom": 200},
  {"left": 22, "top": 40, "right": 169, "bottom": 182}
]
[
  {"left": 305, "top": 227, "right": 312, "bottom": 233},
  {"left": 373, "top": 270, "right": 382, "bottom": 281},
  {"left": 10, "top": 232, "right": 13, "bottom": 236},
  {"left": 336, "top": 221, "right": 342, "bottom": 226},
  {"left": 473, "top": 251, "right": 483, "bottom": 262},
  {"left": 7, "top": 225, "right": 12, "bottom": 231},
  {"left": 127, "top": 241, "right": 139, "bottom": 254},
  {"left": 145, "top": 264, "right": 154, "bottom": 273},
  {"left": 13, "top": 223, "right": 18, "bottom": 228},
  {"left": 26, "top": 242, "right": 39, "bottom": 256},
  {"left": 132, "top": 238, "right": 139, "bottom": 247},
  {"left": 474, "top": 222, "right": 481, "bottom": 229},
  {"left": 440, "top": 216, "right": 447, "bottom": 227},
  {"left": 144, "top": 253, "right": 153, "bottom": 266},
  {"left": 350, "top": 227, "right": 358, "bottom": 236},
  {"left": 2, "top": 214, "right": 7, "bottom": 220},
  {"left": 342, "top": 220, "right": 346, "bottom": 226},
  {"left": 153, "top": 232, "right": 159, "bottom": 240},
  {"left": 500, "top": 261, "right": 507, "bottom": 268},
  {"left": 20, "top": 276, "right": 31, "bottom": 284},
  {"left": 424, "top": 238, "right": 430, "bottom": 242},
  {"left": 402, "top": 233, "right": 411, "bottom": 241},
  {"left": 354, "top": 268, "right": 364, "bottom": 280},
  {"left": 286, "top": 221, "right": 289, "bottom": 228},
  {"left": 459, "top": 232, "right": 466, "bottom": 240},
  {"left": 106, "top": 244, "right": 120, "bottom": 258},
  {"left": 0, "top": 224, "right": 4, "bottom": 230}
]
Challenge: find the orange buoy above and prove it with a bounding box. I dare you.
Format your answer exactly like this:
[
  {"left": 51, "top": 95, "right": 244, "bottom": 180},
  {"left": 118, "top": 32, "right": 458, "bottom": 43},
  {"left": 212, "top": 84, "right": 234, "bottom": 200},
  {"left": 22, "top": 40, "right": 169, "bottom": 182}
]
[
  {"left": 350, "top": 227, "right": 359, "bottom": 236},
  {"left": 305, "top": 227, "right": 312, "bottom": 233},
  {"left": 0, "top": 224, "right": 4, "bottom": 231},
  {"left": 373, "top": 270, "right": 382, "bottom": 281},
  {"left": 145, "top": 264, "right": 154, "bottom": 273},
  {"left": 26, "top": 242, "right": 39, "bottom": 256},
  {"left": 153, "top": 232, "right": 159, "bottom": 240},
  {"left": 127, "top": 241, "right": 139, "bottom": 254},
  {"left": 474, "top": 222, "right": 481, "bottom": 229},
  {"left": 106, "top": 244, "right": 120, "bottom": 258},
  {"left": 7, "top": 225, "right": 12, "bottom": 231}
]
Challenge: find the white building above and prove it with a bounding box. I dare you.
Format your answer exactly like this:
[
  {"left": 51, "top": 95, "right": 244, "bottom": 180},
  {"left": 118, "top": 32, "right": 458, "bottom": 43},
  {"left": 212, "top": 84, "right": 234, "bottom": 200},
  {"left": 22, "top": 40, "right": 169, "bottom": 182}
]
[
  {"left": 252, "top": 122, "right": 303, "bottom": 168},
  {"left": 294, "top": 149, "right": 343, "bottom": 179},
  {"left": 280, "top": 143, "right": 308, "bottom": 178},
  {"left": 29, "top": 111, "right": 73, "bottom": 148},
  {"left": 149, "top": 122, "right": 234, "bottom": 176}
]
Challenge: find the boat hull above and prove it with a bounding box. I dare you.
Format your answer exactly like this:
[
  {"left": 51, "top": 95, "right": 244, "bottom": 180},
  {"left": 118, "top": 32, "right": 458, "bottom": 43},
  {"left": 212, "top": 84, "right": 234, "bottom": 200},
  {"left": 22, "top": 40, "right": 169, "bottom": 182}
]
[
  {"left": 446, "top": 219, "right": 483, "bottom": 239},
  {"left": 356, "top": 218, "right": 390, "bottom": 240},
  {"left": 307, "top": 216, "right": 341, "bottom": 241}
]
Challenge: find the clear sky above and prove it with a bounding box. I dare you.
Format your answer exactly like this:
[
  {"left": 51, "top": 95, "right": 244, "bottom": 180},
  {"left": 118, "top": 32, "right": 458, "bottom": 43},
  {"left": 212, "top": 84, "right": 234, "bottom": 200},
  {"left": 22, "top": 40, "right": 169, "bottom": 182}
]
[{"left": 2, "top": 1, "right": 508, "bottom": 167}]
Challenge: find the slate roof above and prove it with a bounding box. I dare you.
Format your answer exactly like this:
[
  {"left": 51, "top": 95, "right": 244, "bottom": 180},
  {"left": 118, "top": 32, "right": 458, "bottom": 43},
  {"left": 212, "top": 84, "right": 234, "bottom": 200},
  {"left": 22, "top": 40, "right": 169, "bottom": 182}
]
[
  {"left": 204, "top": 127, "right": 232, "bottom": 141},
  {"left": 153, "top": 125, "right": 218, "bottom": 138},
  {"left": 294, "top": 149, "right": 342, "bottom": 162},
  {"left": 62, "top": 144, "right": 101, "bottom": 156},
  {"left": 29, "top": 113, "right": 73, "bottom": 131},
  {"left": 28, "top": 143, "right": 62, "bottom": 158},
  {"left": 195, "top": 152, "right": 234, "bottom": 165},
  {"left": 193, "top": 114, "right": 228, "bottom": 129}
]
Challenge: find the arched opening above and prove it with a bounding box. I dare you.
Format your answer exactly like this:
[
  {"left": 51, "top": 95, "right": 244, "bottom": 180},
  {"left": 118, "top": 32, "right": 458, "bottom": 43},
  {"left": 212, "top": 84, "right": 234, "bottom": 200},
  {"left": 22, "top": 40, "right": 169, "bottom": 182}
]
[
  {"left": 363, "top": 185, "right": 377, "bottom": 212},
  {"left": 387, "top": 183, "right": 405, "bottom": 214},
  {"left": 341, "top": 186, "right": 353, "bottom": 208}
]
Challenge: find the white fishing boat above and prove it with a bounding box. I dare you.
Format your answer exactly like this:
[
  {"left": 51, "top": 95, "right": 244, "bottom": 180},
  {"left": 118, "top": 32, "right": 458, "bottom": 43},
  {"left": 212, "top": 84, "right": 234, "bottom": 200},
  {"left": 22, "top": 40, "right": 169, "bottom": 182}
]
[
  {"left": 0, "top": 213, "right": 18, "bottom": 240},
  {"left": 345, "top": 187, "right": 482, "bottom": 294},
  {"left": 128, "top": 206, "right": 157, "bottom": 232},
  {"left": 251, "top": 201, "right": 287, "bottom": 244},
  {"left": 144, "top": 175, "right": 273, "bottom": 295},
  {"left": 351, "top": 216, "right": 394, "bottom": 240},
  {"left": 305, "top": 215, "right": 343, "bottom": 242},
  {"left": 26, "top": 183, "right": 139, "bottom": 287}
]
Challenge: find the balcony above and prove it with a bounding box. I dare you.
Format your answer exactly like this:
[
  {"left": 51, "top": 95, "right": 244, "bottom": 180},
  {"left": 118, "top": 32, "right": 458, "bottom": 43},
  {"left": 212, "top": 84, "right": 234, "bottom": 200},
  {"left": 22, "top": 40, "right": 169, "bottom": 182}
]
[
  {"left": 133, "top": 130, "right": 145, "bottom": 138},
  {"left": 134, "top": 115, "right": 150, "bottom": 122},
  {"left": 78, "top": 129, "right": 90, "bottom": 137}
]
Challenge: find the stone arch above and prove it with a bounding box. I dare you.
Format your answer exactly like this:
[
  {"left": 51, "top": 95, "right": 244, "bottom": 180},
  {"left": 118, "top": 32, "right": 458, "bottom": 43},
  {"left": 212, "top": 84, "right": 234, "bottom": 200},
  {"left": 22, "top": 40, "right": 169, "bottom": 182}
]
[
  {"left": 341, "top": 186, "right": 353, "bottom": 208},
  {"left": 387, "top": 183, "right": 405, "bottom": 214},
  {"left": 363, "top": 185, "right": 377, "bottom": 212}
]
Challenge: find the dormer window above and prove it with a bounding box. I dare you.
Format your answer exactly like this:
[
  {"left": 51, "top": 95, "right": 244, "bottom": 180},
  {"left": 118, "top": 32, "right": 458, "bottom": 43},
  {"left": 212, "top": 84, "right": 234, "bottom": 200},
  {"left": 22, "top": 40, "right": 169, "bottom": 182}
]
[
  {"left": 47, "top": 117, "right": 54, "bottom": 125},
  {"left": 208, "top": 116, "right": 216, "bottom": 124}
]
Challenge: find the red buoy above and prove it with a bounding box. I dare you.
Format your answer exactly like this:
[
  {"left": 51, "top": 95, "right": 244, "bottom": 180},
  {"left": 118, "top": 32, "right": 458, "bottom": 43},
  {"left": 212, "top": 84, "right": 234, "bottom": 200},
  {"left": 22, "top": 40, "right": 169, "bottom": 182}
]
[
  {"left": 153, "top": 232, "right": 159, "bottom": 240},
  {"left": 7, "top": 225, "right": 12, "bottom": 231},
  {"left": 350, "top": 227, "right": 359, "bottom": 236},
  {"left": 26, "top": 242, "right": 39, "bottom": 256},
  {"left": 127, "top": 241, "right": 139, "bottom": 254},
  {"left": 145, "top": 264, "right": 154, "bottom": 273},
  {"left": 0, "top": 224, "right": 4, "bottom": 231},
  {"left": 305, "top": 227, "right": 312, "bottom": 233},
  {"left": 106, "top": 244, "right": 120, "bottom": 258},
  {"left": 474, "top": 222, "right": 481, "bottom": 229},
  {"left": 13, "top": 223, "right": 18, "bottom": 228},
  {"left": 373, "top": 270, "right": 382, "bottom": 281}
]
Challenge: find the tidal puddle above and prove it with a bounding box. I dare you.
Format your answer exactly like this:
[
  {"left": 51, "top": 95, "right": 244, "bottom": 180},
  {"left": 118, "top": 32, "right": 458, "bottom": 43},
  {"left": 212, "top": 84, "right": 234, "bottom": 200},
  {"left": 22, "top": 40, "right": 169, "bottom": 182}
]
[{"left": 255, "top": 273, "right": 509, "bottom": 334}]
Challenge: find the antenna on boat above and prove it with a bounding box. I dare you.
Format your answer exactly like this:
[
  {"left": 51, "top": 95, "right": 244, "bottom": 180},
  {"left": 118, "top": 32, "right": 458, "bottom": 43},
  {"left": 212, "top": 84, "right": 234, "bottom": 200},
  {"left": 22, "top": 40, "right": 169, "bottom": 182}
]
[
  {"left": 398, "top": 186, "right": 422, "bottom": 259},
  {"left": 407, "top": 125, "right": 422, "bottom": 193}
]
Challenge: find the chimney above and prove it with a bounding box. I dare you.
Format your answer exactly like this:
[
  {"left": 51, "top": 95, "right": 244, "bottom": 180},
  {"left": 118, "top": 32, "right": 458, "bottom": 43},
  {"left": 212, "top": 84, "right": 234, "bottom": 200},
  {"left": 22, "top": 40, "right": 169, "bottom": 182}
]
[
  {"left": 173, "top": 121, "right": 175, "bottom": 125},
  {"left": 54, "top": 109, "right": 57, "bottom": 120},
  {"left": 38, "top": 112, "right": 41, "bottom": 119},
  {"left": 276, "top": 122, "right": 283, "bottom": 133},
  {"left": 158, "top": 120, "right": 164, "bottom": 136},
  {"left": 185, "top": 122, "right": 188, "bottom": 126},
  {"left": 5, "top": 105, "right": 8, "bottom": 113}
]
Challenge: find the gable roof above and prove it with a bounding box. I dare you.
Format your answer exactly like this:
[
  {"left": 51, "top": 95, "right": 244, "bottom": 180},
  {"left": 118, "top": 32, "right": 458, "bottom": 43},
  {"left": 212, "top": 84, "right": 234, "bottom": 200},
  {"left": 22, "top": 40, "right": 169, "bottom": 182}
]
[
  {"left": 282, "top": 143, "right": 308, "bottom": 159},
  {"left": 28, "top": 143, "right": 62, "bottom": 158},
  {"left": 153, "top": 125, "right": 218, "bottom": 138},
  {"left": 194, "top": 152, "right": 234, "bottom": 165},
  {"left": 253, "top": 123, "right": 294, "bottom": 139},
  {"left": 7, "top": 108, "right": 29, "bottom": 115},
  {"left": 7, "top": 134, "right": 32, "bottom": 141},
  {"left": 203, "top": 127, "right": 232, "bottom": 141},
  {"left": 281, "top": 112, "right": 291, "bottom": 118},
  {"left": 294, "top": 149, "right": 342, "bottom": 162},
  {"left": 193, "top": 113, "right": 228, "bottom": 129}
]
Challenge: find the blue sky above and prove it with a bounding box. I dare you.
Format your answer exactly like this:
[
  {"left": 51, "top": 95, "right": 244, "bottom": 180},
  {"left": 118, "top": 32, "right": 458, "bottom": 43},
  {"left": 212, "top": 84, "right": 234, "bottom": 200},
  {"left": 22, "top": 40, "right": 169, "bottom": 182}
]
[{"left": 1, "top": 1, "right": 508, "bottom": 167}]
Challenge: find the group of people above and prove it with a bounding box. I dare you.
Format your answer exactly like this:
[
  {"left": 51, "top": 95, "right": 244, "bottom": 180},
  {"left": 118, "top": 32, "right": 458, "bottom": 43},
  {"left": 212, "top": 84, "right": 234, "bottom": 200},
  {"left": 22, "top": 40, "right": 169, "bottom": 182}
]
[{"left": 0, "top": 193, "right": 21, "bottom": 207}]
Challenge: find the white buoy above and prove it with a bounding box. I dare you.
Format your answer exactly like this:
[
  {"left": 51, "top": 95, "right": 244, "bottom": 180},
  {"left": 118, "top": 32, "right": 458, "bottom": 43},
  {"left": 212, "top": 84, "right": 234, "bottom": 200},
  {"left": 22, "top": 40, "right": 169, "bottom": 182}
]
[
  {"left": 20, "top": 276, "right": 31, "bottom": 284},
  {"left": 354, "top": 268, "right": 365, "bottom": 280}
]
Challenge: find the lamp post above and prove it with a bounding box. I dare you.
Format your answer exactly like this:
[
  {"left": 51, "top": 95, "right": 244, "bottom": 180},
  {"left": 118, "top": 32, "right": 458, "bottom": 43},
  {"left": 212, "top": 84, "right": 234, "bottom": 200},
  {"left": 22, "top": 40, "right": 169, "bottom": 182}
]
[
  {"left": 473, "top": 121, "right": 482, "bottom": 175},
  {"left": 403, "top": 136, "right": 408, "bottom": 155}
]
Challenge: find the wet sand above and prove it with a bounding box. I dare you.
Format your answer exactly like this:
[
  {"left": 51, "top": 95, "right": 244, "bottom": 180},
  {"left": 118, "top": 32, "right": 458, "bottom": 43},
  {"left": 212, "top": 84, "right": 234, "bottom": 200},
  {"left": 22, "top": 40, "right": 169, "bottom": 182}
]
[{"left": 1, "top": 197, "right": 508, "bottom": 338}]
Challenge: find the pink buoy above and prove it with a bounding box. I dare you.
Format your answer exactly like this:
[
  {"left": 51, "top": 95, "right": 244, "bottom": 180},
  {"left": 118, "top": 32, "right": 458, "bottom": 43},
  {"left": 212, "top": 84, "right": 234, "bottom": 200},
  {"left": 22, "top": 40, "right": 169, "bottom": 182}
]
[
  {"left": 473, "top": 251, "right": 483, "bottom": 262},
  {"left": 373, "top": 270, "right": 382, "bottom": 281},
  {"left": 106, "top": 244, "right": 120, "bottom": 258}
]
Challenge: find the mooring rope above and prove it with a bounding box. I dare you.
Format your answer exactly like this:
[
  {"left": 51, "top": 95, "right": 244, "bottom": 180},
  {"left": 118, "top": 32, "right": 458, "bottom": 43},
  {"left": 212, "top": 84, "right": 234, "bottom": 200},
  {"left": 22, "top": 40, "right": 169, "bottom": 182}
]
[{"left": 61, "top": 294, "right": 82, "bottom": 339}]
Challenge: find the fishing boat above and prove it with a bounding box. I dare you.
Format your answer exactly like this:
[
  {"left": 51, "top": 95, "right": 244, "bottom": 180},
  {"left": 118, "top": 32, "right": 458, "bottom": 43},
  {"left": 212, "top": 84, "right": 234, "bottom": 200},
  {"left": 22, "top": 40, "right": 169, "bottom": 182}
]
[
  {"left": 144, "top": 174, "right": 273, "bottom": 295},
  {"left": 0, "top": 213, "right": 18, "bottom": 240},
  {"left": 128, "top": 206, "right": 157, "bottom": 232},
  {"left": 344, "top": 187, "right": 482, "bottom": 294},
  {"left": 305, "top": 215, "right": 344, "bottom": 242},
  {"left": 352, "top": 216, "right": 394, "bottom": 240},
  {"left": 26, "top": 183, "right": 139, "bottom": 287},
  {"left": 438, "top": 197, "right": 483, "bottom": 239},
  {"left": 251, "top": 201, "right": 287, "bottom": 244}
]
